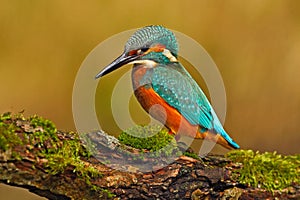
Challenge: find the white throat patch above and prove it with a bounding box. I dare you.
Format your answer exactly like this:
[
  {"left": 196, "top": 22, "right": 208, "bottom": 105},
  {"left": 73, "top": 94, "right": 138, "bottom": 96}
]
[
  {"left": 129, "top": 59, "right": 157, "bottom": 68},
  {"left": 162, "top": 49, "right": 177, "bottom": 62}
]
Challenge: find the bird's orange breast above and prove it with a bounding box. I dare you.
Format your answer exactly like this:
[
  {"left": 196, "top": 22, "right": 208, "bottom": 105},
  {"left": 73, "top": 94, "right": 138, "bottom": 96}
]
[{"left": 134, "top": 86, "right": 201, "bottom": 138}]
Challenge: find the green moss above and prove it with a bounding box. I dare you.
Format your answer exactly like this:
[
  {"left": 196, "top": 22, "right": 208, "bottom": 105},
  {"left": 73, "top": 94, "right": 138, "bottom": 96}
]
[
  {"left": 183, "top": 152, "right": 200, "bottom": 160},
  {"left": 28, "top": 115, "right": 58, "bottom": 145},
  {"left": 22, "top": 115, "right": 59, "bottom": 151},
  {"left": 0, "top": 112, "right": 22, "bottom": 151},
  {"left": 0, "top": 113, "right": 112, "bottom": 196},
  {"left": 118, "top": 124, "right": 180, "bottom": 157},
  {"left": 119, "top": 125, "right": 173, "bottom": 150},
  {"left": 44, "top": 135, "right": 94, "bottom": 175},
  {"left": 226, "top": 150, "right": 300, "bottom": 192}
]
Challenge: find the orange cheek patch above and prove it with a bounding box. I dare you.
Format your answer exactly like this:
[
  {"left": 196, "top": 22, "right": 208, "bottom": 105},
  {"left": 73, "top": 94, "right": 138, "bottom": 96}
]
[
  {"left": 129, "top": 50, "right": 137, "bottom": 55},
  {"left": 150, "top": 44, "right": 165, "bottom": 53}
]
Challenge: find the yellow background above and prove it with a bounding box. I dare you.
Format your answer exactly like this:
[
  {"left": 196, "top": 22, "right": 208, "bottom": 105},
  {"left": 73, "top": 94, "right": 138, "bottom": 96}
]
[{"left": 1, "top": 1, "right": 299, "bottom": 199}]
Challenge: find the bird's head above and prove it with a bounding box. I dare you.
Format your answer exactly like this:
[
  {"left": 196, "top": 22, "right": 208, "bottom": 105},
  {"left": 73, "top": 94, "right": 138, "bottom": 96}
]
[{"left": 95, "top": 25, "right": 178, "bottom": 79}]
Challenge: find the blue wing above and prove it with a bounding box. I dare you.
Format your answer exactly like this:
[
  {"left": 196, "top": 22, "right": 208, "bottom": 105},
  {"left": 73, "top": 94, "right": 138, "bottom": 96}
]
[
  {"left": 140, "top": 62, "right": 239, "bottom": 149},
  {"left": 149, "top": 63, "right": 214, "bottom": 129}
]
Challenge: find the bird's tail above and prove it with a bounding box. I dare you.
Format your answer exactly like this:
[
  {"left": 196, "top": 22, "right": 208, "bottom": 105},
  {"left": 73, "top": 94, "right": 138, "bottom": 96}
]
[{"left": 196, "top": 129, "right": 240, "bottom": 150}]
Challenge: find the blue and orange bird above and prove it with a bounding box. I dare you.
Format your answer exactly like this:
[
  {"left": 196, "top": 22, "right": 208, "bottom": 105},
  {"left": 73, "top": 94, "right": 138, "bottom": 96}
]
[{"left": 95, "top": 25, "right": 240, "bottom": 149}]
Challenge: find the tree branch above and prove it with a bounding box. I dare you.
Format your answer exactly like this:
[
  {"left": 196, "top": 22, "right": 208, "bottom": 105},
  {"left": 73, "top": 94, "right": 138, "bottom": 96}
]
[{"left": 0, "top": 113, "right": 299, "bottom": 199}]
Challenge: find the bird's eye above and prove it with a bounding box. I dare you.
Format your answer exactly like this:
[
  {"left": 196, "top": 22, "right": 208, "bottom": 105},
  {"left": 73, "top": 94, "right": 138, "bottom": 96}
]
[
  {"left": 137, "top": 47, "right": 149, "bottom": 55},
  {"left": 141, "top": 47, "right": 149, "bottom": 52}
]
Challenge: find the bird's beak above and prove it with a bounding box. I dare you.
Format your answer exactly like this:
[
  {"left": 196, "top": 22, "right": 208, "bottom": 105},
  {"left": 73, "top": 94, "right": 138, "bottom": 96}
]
[{"left": 95, "top": 52, "right": 139, "bottom": 79}]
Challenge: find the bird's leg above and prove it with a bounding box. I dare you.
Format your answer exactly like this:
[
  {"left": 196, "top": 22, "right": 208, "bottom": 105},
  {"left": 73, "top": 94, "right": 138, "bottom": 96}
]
[
  {"left": 175, "top": 136, "right": 195, "bottom": 154},
  {"left": 174, "top": 133, "right": 181, "bottom": 141}
]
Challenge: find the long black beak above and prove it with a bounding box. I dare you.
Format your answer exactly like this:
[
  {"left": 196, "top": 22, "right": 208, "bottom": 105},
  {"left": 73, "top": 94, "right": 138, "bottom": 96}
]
[{"left": 95, "top": 52, "right": 139, "bottom": 79}]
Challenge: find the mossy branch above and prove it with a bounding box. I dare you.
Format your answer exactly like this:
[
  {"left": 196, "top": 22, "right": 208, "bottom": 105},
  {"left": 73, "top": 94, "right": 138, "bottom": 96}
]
[{"left": 0, "top": 113, "right": 299, "bottom": 199}]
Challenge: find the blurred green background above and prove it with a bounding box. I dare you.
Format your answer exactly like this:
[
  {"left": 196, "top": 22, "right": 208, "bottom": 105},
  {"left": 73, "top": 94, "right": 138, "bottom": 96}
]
[{"left": 1, "top": 1, "right": 300, "bottom": 199}]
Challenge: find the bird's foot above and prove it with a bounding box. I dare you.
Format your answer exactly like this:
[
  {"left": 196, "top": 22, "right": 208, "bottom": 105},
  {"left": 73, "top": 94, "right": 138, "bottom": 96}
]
[{"left": 176, "top": 141, "right": 195, "bottom": 153}]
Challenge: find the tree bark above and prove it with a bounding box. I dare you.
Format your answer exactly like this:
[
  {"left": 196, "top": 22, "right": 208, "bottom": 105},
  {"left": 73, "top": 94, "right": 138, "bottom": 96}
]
[{"left": 0, "top": 115, "right": 299, "bottom": 200}]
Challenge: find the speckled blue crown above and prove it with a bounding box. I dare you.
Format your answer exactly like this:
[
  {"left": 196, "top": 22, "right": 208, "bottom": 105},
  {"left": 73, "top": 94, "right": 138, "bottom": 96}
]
[{"left": 125, "top": 25, "right": 178, "bottom": 57}]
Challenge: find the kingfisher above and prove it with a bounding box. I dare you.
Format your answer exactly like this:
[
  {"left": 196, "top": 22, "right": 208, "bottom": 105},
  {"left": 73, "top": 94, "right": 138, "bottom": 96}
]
[{"left": 95, "top": 25, "right": 240, "bottom": 149}]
